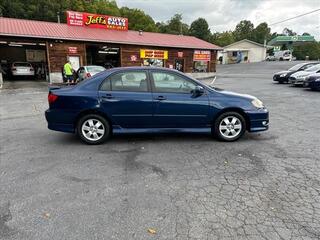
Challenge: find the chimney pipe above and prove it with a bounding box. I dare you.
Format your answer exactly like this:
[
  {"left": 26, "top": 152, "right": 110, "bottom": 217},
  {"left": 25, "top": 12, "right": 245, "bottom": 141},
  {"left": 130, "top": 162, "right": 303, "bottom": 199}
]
[{"left": 139, "top": 30, "right": 143, "bottom": 36}]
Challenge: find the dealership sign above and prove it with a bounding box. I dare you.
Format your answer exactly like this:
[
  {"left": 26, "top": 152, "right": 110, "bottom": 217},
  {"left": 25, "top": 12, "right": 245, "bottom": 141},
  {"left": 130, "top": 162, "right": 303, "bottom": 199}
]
[
  {"left": 66, "top": 11, "right": 128, "bottom": 31},
  {"left": 140, "top": 49, "right": 168, "bottom": 60},
  {"left": 193, "top": 50, "right": 211, "bottom": 61}
]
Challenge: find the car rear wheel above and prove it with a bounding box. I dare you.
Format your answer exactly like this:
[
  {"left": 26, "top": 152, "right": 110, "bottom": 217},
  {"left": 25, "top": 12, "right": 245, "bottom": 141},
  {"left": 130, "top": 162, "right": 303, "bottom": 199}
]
[
  {"left": 77, "top": 114, "right": 110, "bottom": 144},
  {"left": 213, "top": 112, "right": 246, "bottom": 142}
]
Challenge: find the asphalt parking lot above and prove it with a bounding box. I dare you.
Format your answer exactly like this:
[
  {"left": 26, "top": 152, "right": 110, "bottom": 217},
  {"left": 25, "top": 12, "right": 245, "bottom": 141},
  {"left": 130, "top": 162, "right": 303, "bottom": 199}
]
[{"left": 0, "top": 61, "right": 319, "bottom": 240}]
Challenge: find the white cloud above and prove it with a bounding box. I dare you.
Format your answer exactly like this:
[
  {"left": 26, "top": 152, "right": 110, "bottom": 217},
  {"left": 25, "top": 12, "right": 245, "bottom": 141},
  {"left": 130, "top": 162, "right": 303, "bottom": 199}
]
[{"left": 117, "top": 0, "right": 320, "bottom": 40}]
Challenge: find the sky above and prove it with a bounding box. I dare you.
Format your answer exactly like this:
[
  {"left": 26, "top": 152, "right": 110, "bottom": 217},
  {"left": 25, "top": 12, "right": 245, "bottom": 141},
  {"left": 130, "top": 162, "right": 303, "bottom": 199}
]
[{"left": 117, "top": 0, "right": 320, "bottom": 40}]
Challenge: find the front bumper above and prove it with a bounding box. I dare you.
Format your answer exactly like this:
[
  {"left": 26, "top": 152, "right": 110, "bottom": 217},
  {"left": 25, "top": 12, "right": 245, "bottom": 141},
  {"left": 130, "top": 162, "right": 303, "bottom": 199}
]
[
  {"left": 273, "top": 75, "right": 288, "bottom": 82},
  {"left": 245, "top": 108, "right": 269, "bottom": 132}
]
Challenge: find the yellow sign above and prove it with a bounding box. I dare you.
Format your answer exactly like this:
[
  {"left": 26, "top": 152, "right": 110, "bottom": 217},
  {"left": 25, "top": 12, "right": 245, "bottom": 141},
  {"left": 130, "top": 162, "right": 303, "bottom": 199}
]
[{"left": 140, "top": 49, "right": 168, "bottom": 60}]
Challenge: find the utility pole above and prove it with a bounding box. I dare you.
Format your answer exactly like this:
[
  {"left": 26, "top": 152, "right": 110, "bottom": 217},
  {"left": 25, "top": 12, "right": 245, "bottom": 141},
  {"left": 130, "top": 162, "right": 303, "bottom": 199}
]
[{"left": 57, "top": 12, "right": 60, "bottom": 24}]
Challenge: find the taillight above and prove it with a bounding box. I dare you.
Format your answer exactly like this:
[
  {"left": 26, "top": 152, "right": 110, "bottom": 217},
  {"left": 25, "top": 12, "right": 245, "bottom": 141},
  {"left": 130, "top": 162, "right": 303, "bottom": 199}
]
[
  {"left": 86, "top": 72, "right": 91, "bottom": 78},
  {"left": 48, "top": 93, "right": 58, "bottom": 104}
]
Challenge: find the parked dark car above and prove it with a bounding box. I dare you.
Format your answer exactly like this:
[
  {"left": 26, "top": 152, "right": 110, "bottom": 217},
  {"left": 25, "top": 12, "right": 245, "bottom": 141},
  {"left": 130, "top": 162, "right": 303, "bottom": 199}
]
[
  {"left": 45, "top": 67, "right": 269, "bottom": 144},
  {"left": 304, "top": 73, "right": 320, "bottom": 90},
  {"left": 273, "top": 62, "right": 318, "bottom": 83}
]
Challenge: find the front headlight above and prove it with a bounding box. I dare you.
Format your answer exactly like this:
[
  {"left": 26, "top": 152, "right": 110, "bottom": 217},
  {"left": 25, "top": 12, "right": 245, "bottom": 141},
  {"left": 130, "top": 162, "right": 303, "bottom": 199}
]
[
  {"left": 280, "top": 73, "right": 287, "bottom": 77},
  {"left": 251, "top": 98, "right": 264, "bottom": 108}
]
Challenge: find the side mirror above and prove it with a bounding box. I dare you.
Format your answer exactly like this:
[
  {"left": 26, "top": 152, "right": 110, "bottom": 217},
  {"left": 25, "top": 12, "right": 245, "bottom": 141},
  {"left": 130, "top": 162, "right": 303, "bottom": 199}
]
[{"left": 192, "top": 85, "right": 205, "bottom": 96}]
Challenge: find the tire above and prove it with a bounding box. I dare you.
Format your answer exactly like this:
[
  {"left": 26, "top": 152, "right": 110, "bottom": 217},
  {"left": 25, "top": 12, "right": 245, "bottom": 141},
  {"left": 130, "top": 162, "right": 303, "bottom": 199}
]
[
  {"left": 77, "top": 114, "right": 110, "bottom": 145},
  {"left": 279, "top": 57, "right": 283, "bottom": 61},
  {"left": 213, "top": 112, "right": 246, "bottom": 142}
]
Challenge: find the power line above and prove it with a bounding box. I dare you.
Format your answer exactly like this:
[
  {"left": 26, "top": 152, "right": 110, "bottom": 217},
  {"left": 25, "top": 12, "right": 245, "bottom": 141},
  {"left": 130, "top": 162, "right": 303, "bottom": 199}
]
[{"left": 269, "top": 8, "right": 320, "bottom": 26}]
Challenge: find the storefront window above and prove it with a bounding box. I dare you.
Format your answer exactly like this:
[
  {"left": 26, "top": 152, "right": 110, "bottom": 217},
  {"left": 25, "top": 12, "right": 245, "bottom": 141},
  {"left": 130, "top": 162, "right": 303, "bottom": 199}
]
[
  {"left": 193, "top": 61, "right": 208, "bottom": 72},
  {"left": 143, "top": 59, "right": 164, "bottom": 67}
]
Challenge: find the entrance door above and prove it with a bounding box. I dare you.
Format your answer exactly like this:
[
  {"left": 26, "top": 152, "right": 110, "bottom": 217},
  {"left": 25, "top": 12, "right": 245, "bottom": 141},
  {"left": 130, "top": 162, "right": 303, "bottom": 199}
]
[
  {"left": 98, "top": 70, "right": 153, "bottom": 128},
  {"left": 68, "top": 56, "right": 80, "bottom": 71},
  {"left": 174, "top": 59, "right": 184, "bottom": 72},
  {"left": 150, "top": 70, "right": 210, "bottom": 128}
]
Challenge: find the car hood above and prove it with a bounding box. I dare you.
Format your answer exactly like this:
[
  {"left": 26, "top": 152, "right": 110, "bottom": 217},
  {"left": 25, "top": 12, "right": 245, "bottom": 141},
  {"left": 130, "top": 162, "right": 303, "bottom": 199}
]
[
  {"left": 291, "top": 70, "right": 314, "bottom": 78},
  {"left": 275, "top": 70, "right": 290, "bottom": 75},
  {"left": 212, "top": 88, "right": 256, "bottom": 100}
]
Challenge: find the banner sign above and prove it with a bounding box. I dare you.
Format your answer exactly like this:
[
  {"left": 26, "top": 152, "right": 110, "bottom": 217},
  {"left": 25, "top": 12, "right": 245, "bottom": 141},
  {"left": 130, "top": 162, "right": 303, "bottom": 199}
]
[
  {"left": 193, "top": 50, "right": 211, "bottom": 61},
  {"left": 66, "top": 11, "right": 128, "bottom": 31},
  {"left": 140, "top": 49, "right": 168, "bottom": 60},
  {"left": 68, "top": 47, "right": 78, "bottom": 54}
]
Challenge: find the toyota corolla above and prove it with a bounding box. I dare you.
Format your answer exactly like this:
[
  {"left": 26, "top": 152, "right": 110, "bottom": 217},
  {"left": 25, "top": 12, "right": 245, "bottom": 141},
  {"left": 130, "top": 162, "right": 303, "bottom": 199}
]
[{"left": 45, "top": 67, "right": 269, "bottom": 144}]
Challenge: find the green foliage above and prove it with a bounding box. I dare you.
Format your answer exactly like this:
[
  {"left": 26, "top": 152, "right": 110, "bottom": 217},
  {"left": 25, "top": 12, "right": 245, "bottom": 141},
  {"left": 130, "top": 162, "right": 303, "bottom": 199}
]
[
  {"left": 233, "top": 20, "right": 254, "bottom": 41},
  {"left": 189, "top": 18, "right": 211, "bottom": 41},
  {"left": 293, "top": 42, "right": 320, "bottom": 60},
  {"left": 211, "top": 31, "right": 235, "bottom": 47},
  {"left": 252, "top": 22, "right": 271, "bottom": 44},
  {"left": 119, "top": 7, "right": 157, "bottom": 32},
  {"left": 157, "top": 14, "right": 189, "bottom": 35}
]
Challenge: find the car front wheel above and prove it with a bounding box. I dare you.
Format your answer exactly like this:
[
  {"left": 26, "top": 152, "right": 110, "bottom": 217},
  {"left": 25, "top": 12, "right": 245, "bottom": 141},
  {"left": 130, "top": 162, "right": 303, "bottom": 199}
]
[
  {"left": 213, "top": 112, "right": 246, "bottom": 141},
  {"left": 77, "top": 114, "right": 110, "bottom": 144}
]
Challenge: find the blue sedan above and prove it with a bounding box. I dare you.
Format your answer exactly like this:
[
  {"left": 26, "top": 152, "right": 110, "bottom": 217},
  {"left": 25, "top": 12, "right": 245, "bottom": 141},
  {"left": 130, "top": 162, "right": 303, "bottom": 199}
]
[{"left": 45, "top": 67, "right": 269, "bottom": 144}]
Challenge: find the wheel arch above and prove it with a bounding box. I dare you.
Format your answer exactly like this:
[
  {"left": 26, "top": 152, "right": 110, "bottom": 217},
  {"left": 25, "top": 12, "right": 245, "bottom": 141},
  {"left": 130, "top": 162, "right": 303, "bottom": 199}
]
[
  {"left": 213, "top": 107, "right": 250, "bottom": 130},
  {"left": 74, "top": 109, "right": 113, "bottom": 133}
]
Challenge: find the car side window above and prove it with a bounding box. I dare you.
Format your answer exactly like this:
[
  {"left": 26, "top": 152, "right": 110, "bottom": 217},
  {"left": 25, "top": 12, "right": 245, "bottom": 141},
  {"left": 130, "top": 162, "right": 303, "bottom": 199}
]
[
  {"left": 100, "top": 78, "right": 111, "bottom": 91},
  {"left": 109, "top": 71, "right": 148, "bottom": 92},
  {"left": 100, "top": 71, "right": 148, "bottom": 92},
  {"left": 151, "top": 71, "right": 197, "bottom": 93}
]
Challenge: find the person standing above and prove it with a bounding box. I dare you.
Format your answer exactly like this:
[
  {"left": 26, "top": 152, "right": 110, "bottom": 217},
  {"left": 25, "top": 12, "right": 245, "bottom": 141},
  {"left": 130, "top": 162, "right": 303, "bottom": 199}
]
[{"left": 63, "top": 60, "right": 74, "bottom": 84}]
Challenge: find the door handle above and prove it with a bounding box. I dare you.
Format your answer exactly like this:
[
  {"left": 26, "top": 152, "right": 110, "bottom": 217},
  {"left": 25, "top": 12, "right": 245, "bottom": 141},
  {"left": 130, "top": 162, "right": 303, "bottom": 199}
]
[
  {"left": 102, "top": 94, "right": 114, "bottom": 99},
  {"left": 155, "top": 96, "right": 166, "bottom": 100}
]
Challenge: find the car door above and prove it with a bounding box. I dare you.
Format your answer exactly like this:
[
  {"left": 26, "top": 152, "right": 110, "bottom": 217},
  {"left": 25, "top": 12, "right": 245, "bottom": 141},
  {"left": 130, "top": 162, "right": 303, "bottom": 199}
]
[
  {"left": 98, "top": 70, "right": 153, "bottom": 128},
  {"left": 150, "top": 70, "right": 210, "bottom": 128}
]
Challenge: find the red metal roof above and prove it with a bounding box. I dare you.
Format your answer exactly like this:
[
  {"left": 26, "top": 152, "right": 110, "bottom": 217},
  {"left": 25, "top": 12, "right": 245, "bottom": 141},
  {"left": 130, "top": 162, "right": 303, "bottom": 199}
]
[{"left": 0, "top": 17, "right": 221, "bottom": 50}]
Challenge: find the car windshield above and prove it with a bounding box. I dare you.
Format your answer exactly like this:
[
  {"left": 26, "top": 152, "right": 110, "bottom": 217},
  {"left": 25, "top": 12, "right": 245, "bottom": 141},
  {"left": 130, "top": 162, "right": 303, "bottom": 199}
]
[
  {"left": 86, "top": 66, "right": 106, "bottom": 73},
  {"left": 288, "top": 63, "right": 305, "bottom": 71},
  {"left": 305, "top": 64, "right": 320, "bottom": 72},
  {"left": 13, "top": 62, "right": 31, "bottom": 67}
]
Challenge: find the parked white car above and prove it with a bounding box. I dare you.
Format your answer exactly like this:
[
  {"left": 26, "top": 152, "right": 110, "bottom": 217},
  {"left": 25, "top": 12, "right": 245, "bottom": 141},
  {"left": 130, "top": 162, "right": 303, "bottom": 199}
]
[
  {"left": 274, "top": 50, "right": 293, "bottom": 61},
  {"left": 11, "top": 62, "right": 35, "bottom": 77},
  {"left": 289, "top": 63, "right": 320, "bottom": 85}
]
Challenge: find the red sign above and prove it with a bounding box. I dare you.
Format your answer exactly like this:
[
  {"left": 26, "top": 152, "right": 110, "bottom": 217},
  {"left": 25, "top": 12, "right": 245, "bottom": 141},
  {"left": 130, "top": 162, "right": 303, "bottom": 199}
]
[
  {"left": 68, "top": 47, "right": 78, "bottom": 54},
  {"left": 178, "top": 52, "right": 183, "bottom": 58},
  {"left": 67, "top": 11, "right": 128, "bottom": 31},
  {"left": 193, "top": 50, "right": 211, "bottom": 61}
]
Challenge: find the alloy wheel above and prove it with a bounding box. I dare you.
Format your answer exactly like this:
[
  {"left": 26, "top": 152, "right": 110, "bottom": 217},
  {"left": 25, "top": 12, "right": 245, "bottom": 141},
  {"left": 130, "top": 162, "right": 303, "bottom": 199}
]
[
  {"left": 219, "top": 116, "right": 242, "bottom": 139},
  {"left": 81, "top": 118, "right": 105, "bottom": 141}
]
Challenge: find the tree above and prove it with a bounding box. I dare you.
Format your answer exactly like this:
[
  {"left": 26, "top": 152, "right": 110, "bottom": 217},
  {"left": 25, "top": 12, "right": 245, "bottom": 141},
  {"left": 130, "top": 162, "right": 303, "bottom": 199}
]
[
  {"left": 211, "top": 31, "right": 235, "bottom": 47},
  {"left": 233, "top": 20, "right": 254, "bottom": 41},
  {"left": 302, "top": 32, "right": 311, "bottom": 36},
  {"left": 252, "top": 22, "right": 271, "bottom": 44},
  {"left": 119, "top": 7, "right": 158, "bottom": 32},
  {"left": 157, "top": 14, "right": 189, "bottom": 35},
  {"left": 282, "top": 28, "right": 296, "bottom": 36},
  {"left": 189, "top": 18, "right": 211, "bottom": 41},
  {"left": 293, "top": 42, "right": 320, "bottom": 60}
]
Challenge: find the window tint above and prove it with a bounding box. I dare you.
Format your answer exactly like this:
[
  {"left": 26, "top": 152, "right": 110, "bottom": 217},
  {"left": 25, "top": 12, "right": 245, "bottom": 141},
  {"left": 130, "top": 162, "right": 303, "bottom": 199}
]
[
  {"left": 152, "top": 72, "right": 197, "bottom": 93},
  {"left": 108, "top": 71, "right": 148, "bottom": 92},
  {"left": 100, "top": 78, "right": 111, "bottom": 91}
]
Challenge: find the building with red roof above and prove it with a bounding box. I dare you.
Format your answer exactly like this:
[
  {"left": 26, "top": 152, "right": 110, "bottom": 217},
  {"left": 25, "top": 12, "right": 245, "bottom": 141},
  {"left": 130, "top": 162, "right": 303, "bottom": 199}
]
[{"left": 0, "top": 15, "right": 221, "bottom": 83}]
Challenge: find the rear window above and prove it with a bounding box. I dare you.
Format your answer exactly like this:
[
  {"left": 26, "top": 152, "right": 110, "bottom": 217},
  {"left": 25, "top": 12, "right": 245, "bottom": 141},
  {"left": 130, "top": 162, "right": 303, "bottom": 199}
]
[
  {"left": 86, "top": 66, "right": 106, "bottom": 73},
  {"left": 13, "top": 62, "right": 32, "bottom": 67}
]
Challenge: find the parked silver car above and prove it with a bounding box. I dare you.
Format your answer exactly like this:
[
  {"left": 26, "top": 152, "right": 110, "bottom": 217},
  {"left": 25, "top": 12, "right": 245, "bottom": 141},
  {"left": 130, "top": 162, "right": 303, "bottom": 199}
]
[
  {"left": 11, "top": 62, "right": 35, "bottom": 77},
  {"left": 77, "top": 65, "right": 106, "bottom": 81}
]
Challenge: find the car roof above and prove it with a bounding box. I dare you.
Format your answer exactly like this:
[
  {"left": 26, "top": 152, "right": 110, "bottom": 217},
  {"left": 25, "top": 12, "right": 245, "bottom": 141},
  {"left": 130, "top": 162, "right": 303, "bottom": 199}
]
[{"left": 108, "top": 66, "right": 181, "bottom": 73}]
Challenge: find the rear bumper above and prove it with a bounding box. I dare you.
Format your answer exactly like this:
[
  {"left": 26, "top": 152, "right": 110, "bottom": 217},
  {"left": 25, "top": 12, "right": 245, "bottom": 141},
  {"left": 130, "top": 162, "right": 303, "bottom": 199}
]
[
  {"left": 245, "top": 108, "right": 269, "bottom": 132},
  {"left": 45, "top": 109, "right": 76, "bottom": 133}
]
